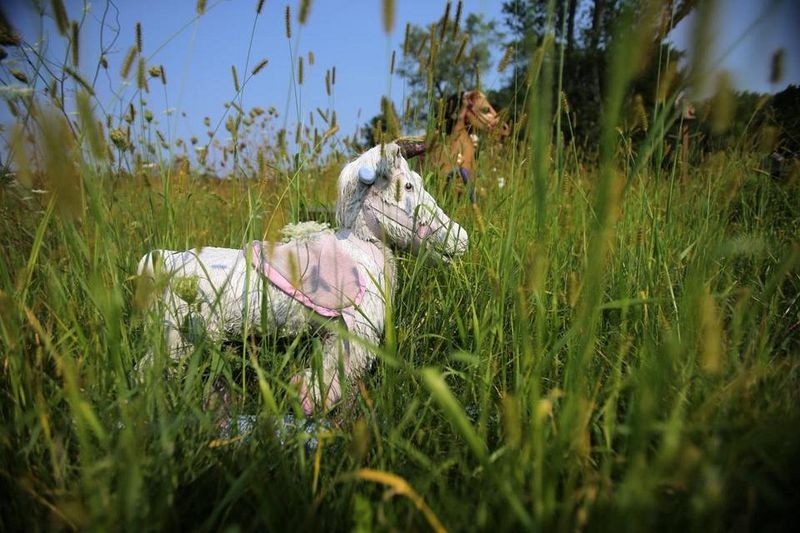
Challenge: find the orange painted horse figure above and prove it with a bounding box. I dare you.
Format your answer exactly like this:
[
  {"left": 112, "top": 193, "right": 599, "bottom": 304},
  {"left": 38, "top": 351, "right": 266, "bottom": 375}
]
[{"left": 428, "top": 90, "right": 509, "bottom": 200}]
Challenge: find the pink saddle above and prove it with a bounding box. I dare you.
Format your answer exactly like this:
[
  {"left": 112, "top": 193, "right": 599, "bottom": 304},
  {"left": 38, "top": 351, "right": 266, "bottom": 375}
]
[{"left": 249, "top": 234, "right": 366, "bottom": 317}]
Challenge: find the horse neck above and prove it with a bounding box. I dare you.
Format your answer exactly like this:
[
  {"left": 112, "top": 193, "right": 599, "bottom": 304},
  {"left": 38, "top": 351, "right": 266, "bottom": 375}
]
[
  {"left": 339, "top": 223, "right": 397, "bottom": 288},
  {"left": 427, "top": 114, "right": 476, "bottom": 174},
  {"left": 343, "top": 214, "right": 396, "bottom": 263},
  {"left": 450, "top": 113, "right": 470, "bottom": 136},
  {"left": 447, "top": 116, "right": 476, "bottom": 172}
]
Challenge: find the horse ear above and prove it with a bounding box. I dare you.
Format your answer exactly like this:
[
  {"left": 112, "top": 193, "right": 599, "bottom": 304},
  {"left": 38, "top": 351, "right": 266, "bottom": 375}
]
[
  {"left": 463, "top": 90, "right": 476, "bottom": 107},
  {"left": 395, "top": 137, "right": 427, "bottom": 159}
]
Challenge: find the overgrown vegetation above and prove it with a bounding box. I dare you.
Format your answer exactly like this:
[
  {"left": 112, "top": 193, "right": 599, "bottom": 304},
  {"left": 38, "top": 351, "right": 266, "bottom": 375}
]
[{"left": 1, "top": 0, "right": 798, "bottom": 531}]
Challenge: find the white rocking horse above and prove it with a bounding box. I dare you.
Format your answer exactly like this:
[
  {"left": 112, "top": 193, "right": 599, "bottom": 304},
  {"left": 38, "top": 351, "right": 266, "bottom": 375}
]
[{"left": 137, "top": 143, "right": 468, "bottom": 414}]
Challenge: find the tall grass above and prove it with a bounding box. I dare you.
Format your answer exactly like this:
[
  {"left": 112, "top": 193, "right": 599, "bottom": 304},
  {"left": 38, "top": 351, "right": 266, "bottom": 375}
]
[{"left": 1, "top": 1, "right": 798, "bottom": 530}]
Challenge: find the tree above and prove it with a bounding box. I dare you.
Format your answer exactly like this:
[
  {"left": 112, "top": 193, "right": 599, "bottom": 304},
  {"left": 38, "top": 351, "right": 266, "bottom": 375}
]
[
  {"left": 496, "top": 0, "right": 698, "bottom": 150},
  {"left": 768, "top": 84, "right": 800, "bottom": 154},
  {"left": 359, "top": 6, "right": 502, "bottom": 143},
  {"left": 393, "top": 9, "right": 503, "bottom": 131}
]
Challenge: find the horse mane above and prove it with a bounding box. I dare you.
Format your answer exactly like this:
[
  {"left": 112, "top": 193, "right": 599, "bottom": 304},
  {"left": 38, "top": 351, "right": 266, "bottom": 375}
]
[
  {"left": 442, "top": 92, "right": 465, "bottom": 135},
  {"left": 336, "top": 143, "right": 402, "bottom": 229}
]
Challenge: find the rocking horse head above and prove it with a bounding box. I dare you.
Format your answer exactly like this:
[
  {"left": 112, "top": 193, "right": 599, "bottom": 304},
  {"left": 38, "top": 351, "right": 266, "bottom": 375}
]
[{"left": 336, "top": 142, "right": 468, "bottom": 261}]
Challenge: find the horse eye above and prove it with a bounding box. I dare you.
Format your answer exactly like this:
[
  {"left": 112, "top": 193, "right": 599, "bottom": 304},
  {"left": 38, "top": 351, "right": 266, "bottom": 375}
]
[{"left": 404, "top": 182, "right": 413, "bottom": 191}]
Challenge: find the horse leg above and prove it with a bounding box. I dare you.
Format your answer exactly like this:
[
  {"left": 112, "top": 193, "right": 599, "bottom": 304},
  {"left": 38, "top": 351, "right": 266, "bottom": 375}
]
[
  {"left": 291, "top": 332, "right": 347, "bottom": 415},
  {"left": 291, "top": 316, "right": 382, "bottom": 416},
  {"left": 136, "top": 288, "right": 226, "bottom": 379}
]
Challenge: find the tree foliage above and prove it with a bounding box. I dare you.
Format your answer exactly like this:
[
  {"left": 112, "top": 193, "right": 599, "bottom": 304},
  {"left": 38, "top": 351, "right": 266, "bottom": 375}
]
[
  {"left": 396, "top": 13, "right": 501, "bottom": 102},
  {"left": 493, "top": 0, "right": 699, "bottom": 149},
  {"left": 360, "top": 6, "right": 502, "bottom": 144},
  {"left": 363, "top": 0, "right": 780, "bottom": 162},
  {"left": 768, "top": 84, "right": 800, "bottom": 154}
]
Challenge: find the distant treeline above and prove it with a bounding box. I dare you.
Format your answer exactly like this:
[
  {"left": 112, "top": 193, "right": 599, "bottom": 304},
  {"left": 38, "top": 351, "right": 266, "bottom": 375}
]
[{"left": 365, "top": 0, "right": 798, "bottom": 161}]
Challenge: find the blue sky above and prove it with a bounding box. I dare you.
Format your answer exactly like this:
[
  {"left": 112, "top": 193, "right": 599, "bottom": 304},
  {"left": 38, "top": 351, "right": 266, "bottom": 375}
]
[
  {"left": 2, "top": 0, "right": 798, "bottom": 161},
  {"left": 2, "top": 0, "right": 506, "bottom": 157},
  {"left": 669, "top": 0, "right": 800, "bottom": 97}
]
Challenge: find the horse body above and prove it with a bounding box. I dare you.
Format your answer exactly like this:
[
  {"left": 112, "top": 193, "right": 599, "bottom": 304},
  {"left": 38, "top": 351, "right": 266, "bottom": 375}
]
[
  {"left": 138, "top": 143, "right": 467, "bottom": 413},
  {"left": 137, "top": 231, "right": 390, "bottom": 345}
]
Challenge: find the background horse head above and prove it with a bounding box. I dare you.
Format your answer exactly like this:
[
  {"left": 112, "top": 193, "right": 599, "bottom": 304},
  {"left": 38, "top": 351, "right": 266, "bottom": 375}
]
[
  {"left": 429, "top": 90, "right": 509, "bottom": 200},
  {"left": 444, "top": 90, "right": 509, "bottom": 138}
]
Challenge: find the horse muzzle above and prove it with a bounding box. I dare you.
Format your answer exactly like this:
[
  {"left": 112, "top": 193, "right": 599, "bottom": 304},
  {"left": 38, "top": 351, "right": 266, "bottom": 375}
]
[{"left": 414, "top": 219, "right": 468, "bottom": 261}]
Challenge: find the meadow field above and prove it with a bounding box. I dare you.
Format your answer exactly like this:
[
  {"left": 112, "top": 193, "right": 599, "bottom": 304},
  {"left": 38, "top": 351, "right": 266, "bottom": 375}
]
[{"left": 1, "top": 1, "right": 799, "bottom": 530}]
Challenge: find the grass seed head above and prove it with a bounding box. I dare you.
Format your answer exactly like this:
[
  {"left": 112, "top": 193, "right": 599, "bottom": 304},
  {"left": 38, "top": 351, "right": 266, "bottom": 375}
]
[
  {"left": 454, "top": 36, "right": 468, "bottom": 64},
  {"left": 120, "top": 45, "right": 137, "bottom": 79},
  {"left": 298, "top": 56, "right": 304, "bottom": 85},
  {"left": 770, "top": 48, "right": 784, "bottom": 84},
  {"left": 439, "top": 1, "right": 451, "bottom": 41},
  {"left": 36, "top": 107, "right": 83, "bottom": 218},
  {"left": 0, "top": 7, "right": 21, "bottom": 45},
  {"left": 51, "top": 0, "right": 69, "bottom": 36},
  {"left": 70, "top": 20, "right": 79, "bottom": 67},
  {"left": 452, "top": 0, "right": 462, "bottom": 38},
  {"left": 65, "top": 66, "right": 94, "bottom": 95},
  {"left": 710, "top": 71, "right": 733, "bottom": 134},
  {"left": 251, "top": 58, "right": 269, "bottom": 76},
  {"left": 136, "top": 57, "right": 148, "bottom": 91},
  {"left": 125, "top": 103, "right": 135, "bottom": 124},
  {"left": 11, "top": 69, "right": 29, "bottom": 83},
  {"left": 173, "top": 276, "right": 199, "bottom": 306},
  {"left": 299, "top": 0, "right": 311, "bottom": 25},
  {"left": 498, "top": 45, "right": 514, "bottom": 73},
  {"left": 231, "top": 65, "right": 240, "bottom": 92},
  {"left": 382, "top": 0, "right": 395, "bottom": 34},
  {"left": 135, "top": 22, "right": 142, "bottom": 53}
]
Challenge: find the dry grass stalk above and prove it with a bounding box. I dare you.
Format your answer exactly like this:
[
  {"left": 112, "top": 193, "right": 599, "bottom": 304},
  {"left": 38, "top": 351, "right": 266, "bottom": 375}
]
[
  {"left": 65, "top": 66, "right": 94, "bottom": 95},
  {"left": 382, "top": 0, "right": 395, "bottom": 34}
]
